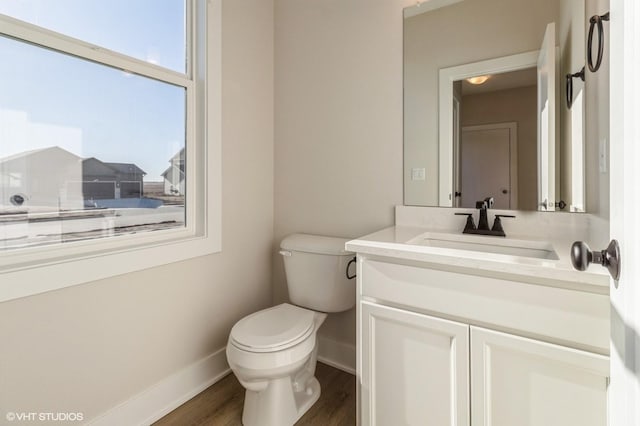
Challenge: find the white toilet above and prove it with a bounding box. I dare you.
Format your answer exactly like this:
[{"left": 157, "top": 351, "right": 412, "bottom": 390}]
[{"left": 226, "top": 234, "right": 356, "bottom": 426}]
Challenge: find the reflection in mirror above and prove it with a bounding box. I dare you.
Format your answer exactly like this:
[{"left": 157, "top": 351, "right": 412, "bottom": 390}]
[
  {"left": 438, "top": 51, "right": 540, "bottom": 210},
  {"left": 403, "top": 0, "right": 599, "bottom": 213}
]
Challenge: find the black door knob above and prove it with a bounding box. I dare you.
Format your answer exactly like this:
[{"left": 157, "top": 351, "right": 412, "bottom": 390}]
[{"left": 570, "top": 240, "right": 620, "bottom": 280}]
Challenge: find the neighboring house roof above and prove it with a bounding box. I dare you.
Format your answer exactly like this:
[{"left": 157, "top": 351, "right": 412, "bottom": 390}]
[
  {"left": 0, "top": 147, "right": 146, "bottom": 178},
  {"left": 82, "top": 158, "right": 146, "bottom": 177},
  {"left": 161, "top": 148, "right": 185, "bottom": 182},
  {"left": 0, "top": 146, "right": 83, "bottom": 164},
  {"left": 82, "top": 158, "right": 119, "bottom": 177},
  {"left": 103, "top": 162, "right": 146, "bottom": 176},
  {"left": 169, "top": 148, "right": 185, "bottom": 163},
  {"left": 161, "top": 164, "right": 185, "bottom": 184}
]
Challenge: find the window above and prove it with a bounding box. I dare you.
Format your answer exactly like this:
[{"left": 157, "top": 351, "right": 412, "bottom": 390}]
[
  {"left": 0, "top": 0, "right": 222, "bottom": 301},
  {"left": 0, "top": 0, "right": 187, "bottom": 73},
  {"left": 0, "top": 34, "right": 187, "bottom": 250}
]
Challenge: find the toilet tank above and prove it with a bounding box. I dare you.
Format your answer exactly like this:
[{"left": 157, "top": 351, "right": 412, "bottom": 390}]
[{"left": 280, "top": 234, "right": 356, "bottom": 313}]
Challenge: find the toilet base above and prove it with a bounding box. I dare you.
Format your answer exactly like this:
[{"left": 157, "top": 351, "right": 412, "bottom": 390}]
[{"left": 242, "top": 376, "right": 321, "bottom": 426}]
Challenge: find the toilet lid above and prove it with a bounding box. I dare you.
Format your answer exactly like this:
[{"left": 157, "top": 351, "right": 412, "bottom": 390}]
[{"left": 230, "top": 304, "right": 316, "bottom": 352}]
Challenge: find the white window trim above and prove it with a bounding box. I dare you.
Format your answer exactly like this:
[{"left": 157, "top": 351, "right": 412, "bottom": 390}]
[{"left": 0, "top": 0, "right": 222, "bottom": 303}]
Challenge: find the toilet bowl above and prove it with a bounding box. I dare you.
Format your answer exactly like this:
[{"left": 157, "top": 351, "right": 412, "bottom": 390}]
[
  {"left": 226, "top": 234, "right": 355, "bottom": 426},
  {"left": 226, "top": 303, "right": 327, "bottom": 425}
]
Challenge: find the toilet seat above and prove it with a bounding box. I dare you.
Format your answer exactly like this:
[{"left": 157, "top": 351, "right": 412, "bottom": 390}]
[{"left": 230, "top": 304, "right": 316, "bottom": 353}]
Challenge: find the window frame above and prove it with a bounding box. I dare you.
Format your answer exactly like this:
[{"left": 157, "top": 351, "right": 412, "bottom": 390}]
[{"left": 0, "top": 0, "right": 222, "bottom": 302}]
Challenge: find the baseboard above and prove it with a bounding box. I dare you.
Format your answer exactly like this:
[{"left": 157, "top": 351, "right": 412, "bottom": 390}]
[
  {"left": 88, "top": 347, "right": 230, "bottom": 426},
  {"left": 317, "top": 335, "right": 356, "bottom": 375}
]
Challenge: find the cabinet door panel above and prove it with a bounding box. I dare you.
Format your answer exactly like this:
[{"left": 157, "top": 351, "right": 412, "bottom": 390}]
[
  {"left": 361, "top": 302, "right": 469, "bottom": 426},
  {"left": 471, "top": 326, "right": 609, "bottom": 426}
]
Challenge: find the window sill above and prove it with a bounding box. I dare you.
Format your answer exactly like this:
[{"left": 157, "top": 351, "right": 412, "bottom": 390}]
[{"left": 0, "top": 231, "right": 220, "bottom": 302}]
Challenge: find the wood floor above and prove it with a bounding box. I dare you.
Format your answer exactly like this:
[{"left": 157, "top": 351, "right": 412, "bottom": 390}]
[{"left": 154, "top": 362, "right": 356, "bottom": 426}]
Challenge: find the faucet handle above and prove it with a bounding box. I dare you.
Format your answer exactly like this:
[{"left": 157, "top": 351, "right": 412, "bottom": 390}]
[
  {"left": 484, "top": 197, "right": 495, "bottom": 208},
  {"left": 491, "top": 214, "right": 515, "bottom": 236},
  {"left": 455, "top": 212, "right": 476, "bottom": 232},
  {"left": 476, "top": 197, "right": 495, "bottom": 209}
]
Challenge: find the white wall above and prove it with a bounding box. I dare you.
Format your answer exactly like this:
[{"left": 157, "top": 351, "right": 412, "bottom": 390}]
[
  {"left": 0, "top": 0, "right": 274, "bottom": 421},
  {"left": 273, "top": 0, "right": 412, "bottom": 362}
]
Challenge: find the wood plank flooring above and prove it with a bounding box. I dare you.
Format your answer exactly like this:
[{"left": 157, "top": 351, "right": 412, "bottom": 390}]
[{"left": 153, "top": 362, "right": 356, "bottom": 426}]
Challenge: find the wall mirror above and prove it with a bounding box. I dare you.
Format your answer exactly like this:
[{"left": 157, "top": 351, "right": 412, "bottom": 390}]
[{"left": 403, "top": 0, "right": 606, "bottom": 212}]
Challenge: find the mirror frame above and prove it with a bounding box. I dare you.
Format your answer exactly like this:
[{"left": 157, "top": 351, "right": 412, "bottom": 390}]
[{"left": 437, "top": 50, "right": 539, "bottom": 206}]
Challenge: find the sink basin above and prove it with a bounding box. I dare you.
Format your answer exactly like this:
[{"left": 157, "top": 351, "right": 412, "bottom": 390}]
[{"left": 407, "top": 232, "right": 559, "bottom": 260}]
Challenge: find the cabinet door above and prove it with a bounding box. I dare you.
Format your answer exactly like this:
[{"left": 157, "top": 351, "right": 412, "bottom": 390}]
[
  {"left": 360, "top": 301, "right": 469, "bottom": 426},
  {"left": 470, "top": 326, "right": 609, "bottom": 426}
]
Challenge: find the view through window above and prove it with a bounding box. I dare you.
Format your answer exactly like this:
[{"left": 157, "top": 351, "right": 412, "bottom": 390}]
[{"left": 0, "top": 1, "right": 189, "bottom": 251}]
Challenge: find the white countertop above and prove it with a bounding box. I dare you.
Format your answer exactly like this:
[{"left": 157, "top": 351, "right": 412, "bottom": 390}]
[{"left": 346, "top": 226, "right": 610, "bottom": 294}]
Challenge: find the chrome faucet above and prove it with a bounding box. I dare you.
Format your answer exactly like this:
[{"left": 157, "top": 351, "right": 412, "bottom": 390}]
[{"left": 455, "top": 197, "right": 515, "bottom": 237}]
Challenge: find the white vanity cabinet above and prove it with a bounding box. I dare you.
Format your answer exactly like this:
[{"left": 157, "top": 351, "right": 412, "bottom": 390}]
[
  {"left": 470, "top": 326, "right": 608, "bottom": 426},
  {"left": 360, "top": 301, "right": 469, "bottom": 426},
  {"left": 356, "top": 256, "right": 610, "bottom": 426}
]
